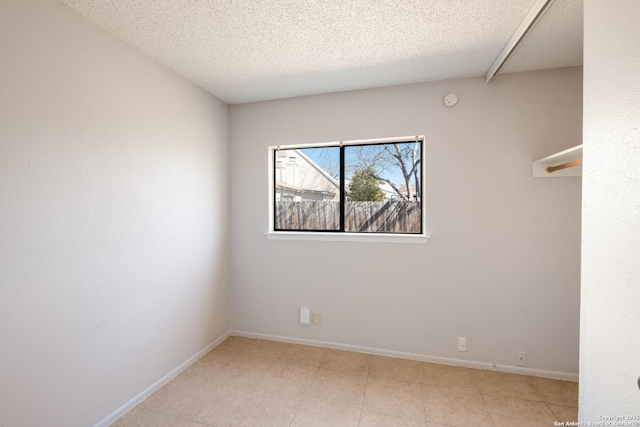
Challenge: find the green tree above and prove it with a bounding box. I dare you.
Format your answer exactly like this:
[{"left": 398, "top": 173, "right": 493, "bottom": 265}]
[{"left": 349, "top": 167, "right": 384, "bottom": 201}]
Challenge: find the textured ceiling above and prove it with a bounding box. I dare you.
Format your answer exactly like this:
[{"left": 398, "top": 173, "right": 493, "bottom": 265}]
[
  {"left": 60, "top": 0, "right": 583, "bottom": 104},
  {"left": 499, "top": 0, "right": 583, "bottom": 74}
]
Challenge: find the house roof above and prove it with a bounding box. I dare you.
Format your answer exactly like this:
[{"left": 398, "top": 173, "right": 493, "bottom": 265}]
[
  {"left": 295, "top": 150, "right": 339, "bottom": 190},
  {"left": 399, "top": 184, "right": 419, "bottom": 195},
  {"left": 60, "top": 0, "right": 583, "bottom": 104}
]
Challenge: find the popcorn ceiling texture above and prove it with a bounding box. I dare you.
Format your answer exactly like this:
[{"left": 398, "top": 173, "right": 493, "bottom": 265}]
[
  {"left": 500, "top": 0, "right": 583, "bottom": 74},
  {"left": 60, "top": 0, "right": 582, "bottom": 104}
]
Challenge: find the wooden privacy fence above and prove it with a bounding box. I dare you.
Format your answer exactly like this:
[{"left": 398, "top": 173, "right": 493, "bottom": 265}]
[{"left": 275, "top": 201, "right": 421, "bottom": 233}]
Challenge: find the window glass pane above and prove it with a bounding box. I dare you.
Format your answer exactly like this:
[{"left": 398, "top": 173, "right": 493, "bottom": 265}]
[
  {"left": 274, "top": 147, "right": 341, "bottom": 231},
  {"left": 344, "top": 142, "right": 422, "bottom": 233}
]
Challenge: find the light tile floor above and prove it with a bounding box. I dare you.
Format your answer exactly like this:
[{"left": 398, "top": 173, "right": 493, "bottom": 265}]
[{"left": 112, "top": 337, "right": 578, "bottom": 427}]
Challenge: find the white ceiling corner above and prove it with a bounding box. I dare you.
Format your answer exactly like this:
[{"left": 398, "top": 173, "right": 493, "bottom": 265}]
[
  {"left": 59, "top": 0, "right": 583, "bottom": 104},
  {"left": 497, "top": 0, "right": 583, "bottom": 75}
]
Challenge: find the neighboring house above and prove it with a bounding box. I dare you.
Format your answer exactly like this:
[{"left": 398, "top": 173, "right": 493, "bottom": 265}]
[
  {"left": 275, "top": 150, "right": 339, "bottom": 202},
  {"left": 344, "top": 179, "right": 398, "bottom": 202},
  {"left": 398, "top": 184, "right": 421, "bottom": 202},
  {"left": 379, "top": 182, "right": 421, "bottom": 202},
  {"left": 378, "top": 181, "right": 398, "bottom": 201}
]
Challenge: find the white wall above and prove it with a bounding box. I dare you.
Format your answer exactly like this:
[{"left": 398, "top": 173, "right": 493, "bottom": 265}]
[
  {"left": 0, "top": 1, "right": 229, "bottom": 426},
  {"left": 230, "top": 67, "right": 582, "bottom": 376},
  {"left": 580, "top": 0, "right": 640, "bottom": 418}
]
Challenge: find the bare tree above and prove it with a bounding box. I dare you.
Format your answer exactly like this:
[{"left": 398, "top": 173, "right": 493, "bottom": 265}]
[
  {"left": 348, "top": 142, "right": 421, "bottom": 201},
  {"left": 310, "top": 147, "right": 340, "bottom": 180}
]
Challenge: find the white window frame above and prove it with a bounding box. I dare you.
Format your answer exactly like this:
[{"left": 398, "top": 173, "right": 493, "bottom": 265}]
[{"left": 266, "top": 135, "right": 430, "bottom": 244}]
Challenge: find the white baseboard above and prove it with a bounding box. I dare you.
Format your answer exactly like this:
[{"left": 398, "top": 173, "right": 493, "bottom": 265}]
[
  {"left": 94, "top": 331, "right": 231, "bottom": 427},
  {"left": 230, "top": 330, "right": 578, "bottom": 381}
]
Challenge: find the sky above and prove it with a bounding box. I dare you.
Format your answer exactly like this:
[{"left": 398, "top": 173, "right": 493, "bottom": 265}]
[{"left": 299, "top": 142, "right": 421, "bottom": 188}]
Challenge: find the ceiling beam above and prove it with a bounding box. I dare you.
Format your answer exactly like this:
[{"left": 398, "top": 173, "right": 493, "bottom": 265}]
[{"left": 485, "top": 0, "right": 556, "bottom": 83}]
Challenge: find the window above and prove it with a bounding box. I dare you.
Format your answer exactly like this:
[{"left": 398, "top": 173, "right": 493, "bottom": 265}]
[{"left": 271, "top": 136, "right": 424, "bottom": 236}]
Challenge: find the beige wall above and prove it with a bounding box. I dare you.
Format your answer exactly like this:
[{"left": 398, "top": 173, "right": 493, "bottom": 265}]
[
  {"left": 0, "top": 1, "right": 229, "bottom": 426},
  {"left": 580, "top": 0, "right": 640, "bottom": 418},
  {"left": 0, "top": 1, "right": 591, "bottom": 424},
  {"left": 230, "top": 67, "right": 582, "bottom": 377}
]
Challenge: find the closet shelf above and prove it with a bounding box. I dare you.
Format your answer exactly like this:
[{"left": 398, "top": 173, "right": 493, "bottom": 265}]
[{"left": 532, "top": 144, "right": 582, "bottom": 178}]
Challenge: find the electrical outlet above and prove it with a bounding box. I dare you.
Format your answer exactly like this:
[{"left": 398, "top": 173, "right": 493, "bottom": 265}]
[
  {"left": 311, "top": 311, "right": 322, "bottom": 326},
  {"left": 457, "top": 337, "right": 467, "bottom": 352},
  {"left": 516, "top": 351, "right": 527, "bottom": 367}
]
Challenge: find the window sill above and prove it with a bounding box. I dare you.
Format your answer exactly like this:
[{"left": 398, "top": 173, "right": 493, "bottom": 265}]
[{"left": 265, "top": 231, "right": 431, "bottom": 244}]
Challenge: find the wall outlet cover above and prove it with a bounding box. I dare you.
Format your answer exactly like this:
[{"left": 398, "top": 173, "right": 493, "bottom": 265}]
[
  {"left": 516, "top": 351, "right": 527, "bottom": 367},
  {"left": 300, "top": 307, "right": 311, "bottom": 326},
  {"left": 311, "top": 311, "right": 322, "bottom": 326}
]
